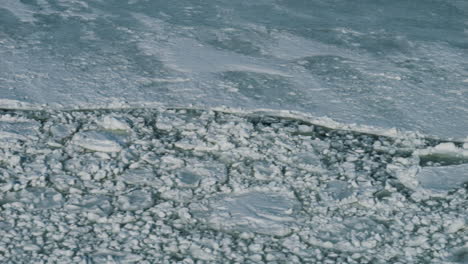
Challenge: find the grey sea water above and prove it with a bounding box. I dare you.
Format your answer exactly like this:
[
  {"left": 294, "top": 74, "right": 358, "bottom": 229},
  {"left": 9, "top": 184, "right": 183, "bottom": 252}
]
[{"left": 0, "top": 1, "right": 467, "bottom": 263}]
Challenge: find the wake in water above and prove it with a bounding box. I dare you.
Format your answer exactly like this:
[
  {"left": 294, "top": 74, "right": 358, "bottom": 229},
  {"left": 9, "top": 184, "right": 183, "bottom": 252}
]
[{"left": 1, "top": 107, "right": 467, "bottom": 263}]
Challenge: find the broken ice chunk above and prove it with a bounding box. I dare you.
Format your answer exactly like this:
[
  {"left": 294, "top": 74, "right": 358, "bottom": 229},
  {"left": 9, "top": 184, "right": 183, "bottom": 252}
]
[
  {"left": 285, "top": 151, "right": 324, "bottom": 173},
  {"left": 119, "top": 168, "right": 163, "bottom": 188},
  {"left": 416, "top": 164, "right": 468, "bottom": 195},
  {"left": 67, "top": 194, "right": 113, "bottom": 216},
  {"left": 2, "top": 187, "right": 64, "bottom": 210},
  {"left": 192, "top": 191, "right": 301, "bottom": 236},
  {"left": 252, "top": 161, "right": 281, "bottom": 180},
  {"left": 325, "top": 180, "right": 353, "bottom": 200},
  {"left": 416, "top": 142, "right": 468, "bottom": 166},
  {"left": 91, "top": 250, "right": 143, "bottom": 263},
  {"left": 307, "top": 218, "right": 387, "bottom": 252},
  {"left": 71, "top": 131, "right": 124, "bottom": 152},
  {"left": 98, "top": 115, "right": 131, "bottom": 131},
  {"left": 177, "top": 170, "right": 201, "bottom": 187},
  {"left": 449, "top": 247, "right": 468, "bottom": 263},
  {"left": 0, "top": 118, "right": 39, "bottom": 142},
  {"left": 173, "top": 161, "right": 227, "bottom": 187},
  {"left": 49, "top": 124, "right": 76, "bottom": 141},
  {"left": 49, "top": 174, "right": 83, "bottom": 192},
  {"left": 155, "top": 111, "right": 185, "bottom": 131},
  {"left": 117, "top": 189, "right": 154, "bottom": 211}
]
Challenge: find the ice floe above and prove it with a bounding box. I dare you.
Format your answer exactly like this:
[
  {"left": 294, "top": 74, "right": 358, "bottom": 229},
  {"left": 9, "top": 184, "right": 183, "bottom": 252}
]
[
  {"left": 71, "top": 130, "right": 125, "bottom": 153},
  {"left": 192, "top": 190, "right": 301, "bottom": 236}
]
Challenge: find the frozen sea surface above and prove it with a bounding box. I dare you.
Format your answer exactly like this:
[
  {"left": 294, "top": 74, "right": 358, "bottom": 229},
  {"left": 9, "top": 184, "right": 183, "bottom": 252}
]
[
  {"left": 0, "top": 0, "right": 468, "bottom": 263},
  {"left": 1, "top": 0, "right": 467, "bottom": 139},
  {"left": 0, "top": 108, "right": 466, "bottom": 263}
]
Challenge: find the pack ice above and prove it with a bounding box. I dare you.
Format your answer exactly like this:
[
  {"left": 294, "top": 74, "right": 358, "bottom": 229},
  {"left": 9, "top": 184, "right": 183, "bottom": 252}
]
[{"left": 0, "top": 107, "right": 467, "bottom": 264}]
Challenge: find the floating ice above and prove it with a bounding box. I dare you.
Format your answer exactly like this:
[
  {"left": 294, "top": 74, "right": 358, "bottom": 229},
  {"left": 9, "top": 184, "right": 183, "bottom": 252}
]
[
  {"left": 2, "top": 188, "right": 63, "bottom": 210},
  {"left": 68, "top": 194, "right": 113, "bottom": 217},
  {"left": 252, "top": 161, "right": 282, "bottom": 180},
  {"left": 49, "top": 174, "right": 84, "bottom": 192},
  {"left": 119, "top": 168, "right": 163, "bottom": 188},
  {"left": 98, "top": 115, "right": 131, "bottom": 131},
  {"left": 0, "top": 108, "right": 466, "bottom": 263},
  {"left": 91, "top": 250, "right": 143, "bottom": 263},
  {"left": 450, "top": 247, "right": 468, "bottom": 263},
  {"left": 117, "top": 189, "right": 154, "bottom": 211},
  {"left": 71, "top": 131, "right": 124, "bottom": 152},
  {"left": 416, "top": 143, "right": 468, "bottom": 167},
  {"left": 0, "top": 118, "right": 39, "bottom": 141},
  {"left": 193, "top": 190, "right": 301, "bottom": 236},
  {"left": 49, "top": 124, "right": 76, "bottom": 141},
  {"left": 2, "top": 0, "right": 468, "bottom": 260},
  {"left": 325, "top": 180, "right": 354, "bottom": 200},
  {"left": 306, "top": 218, "right": 388, "bottom": 252},
  {"left": 416, "top": 164, "right": 468, "bottom": 195},
  {"left": 176, "top": 169, "right": 201, "bottom": 187}
]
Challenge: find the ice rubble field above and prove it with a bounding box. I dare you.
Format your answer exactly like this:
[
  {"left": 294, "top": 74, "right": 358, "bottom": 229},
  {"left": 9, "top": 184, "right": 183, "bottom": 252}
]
[
  {"left": 1, "top": 0, "right": 468, "bottom": 263},
  {"left": 0, "top": 107, "right": 467, "bottom": 263}
]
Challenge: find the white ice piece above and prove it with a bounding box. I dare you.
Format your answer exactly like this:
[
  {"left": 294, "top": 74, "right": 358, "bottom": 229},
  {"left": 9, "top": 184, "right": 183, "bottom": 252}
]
[
  {"left": 72, "top": 131, "right": 124, "bottom": 152},
  {"left": 98, "top": 115, "right": 131, "bottom": 131},
  {"left": 306, "top": 218, "right": 387, "bottom": 252},
  {"left": 415, "top": 142, "right": 468, "bottom": 160},
  {"left": 416, "top": 164, "right": 468, "bottom": 195},
  {"left": 192, "top": 191, "right": 301, "bottom": 236},
  {"left": 2, "top": 188, "right": 64, "bottom": 210},
  {"left": 119, "top": 168, "right": 163, "bottom": 188},
  {"left": 117, "top": 189, "right": 154, "bottom": 211},
  {"left": 0, "top": 118, "right": 39, "bottom": 141}
]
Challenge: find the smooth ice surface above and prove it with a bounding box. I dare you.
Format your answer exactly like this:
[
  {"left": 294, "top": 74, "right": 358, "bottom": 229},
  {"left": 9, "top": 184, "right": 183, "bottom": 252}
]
[
  {"left": 71, "top": 131, "right": 125, "bottom": 153},
  {"left": 193, "top": 191, "right": 301, "bottom": 236},
  {"left": 0, "top": 117, "right": 39, "bottom": 141},
  {"left": 417, "top": 164, "right": 468, "bottom": 194},
  {"left": 1, "top": 0, "right": 467, "bottom": 139}
]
